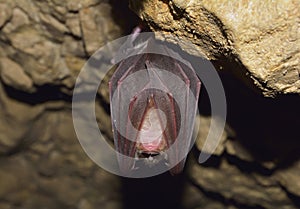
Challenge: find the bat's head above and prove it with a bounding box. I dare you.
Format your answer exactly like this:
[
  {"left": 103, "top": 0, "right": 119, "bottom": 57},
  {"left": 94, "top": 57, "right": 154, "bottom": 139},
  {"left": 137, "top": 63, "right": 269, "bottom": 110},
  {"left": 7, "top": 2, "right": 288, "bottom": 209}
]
[{"left": 136, "top": 149, "right": 168, "bottom": 167}]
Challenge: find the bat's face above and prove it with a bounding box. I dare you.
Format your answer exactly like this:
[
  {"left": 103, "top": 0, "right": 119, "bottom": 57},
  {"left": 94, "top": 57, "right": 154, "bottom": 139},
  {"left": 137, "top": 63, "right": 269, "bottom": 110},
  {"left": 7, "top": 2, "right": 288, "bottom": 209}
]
[{"left": 109, "top": 52, "right": 200, "bottom": 175}]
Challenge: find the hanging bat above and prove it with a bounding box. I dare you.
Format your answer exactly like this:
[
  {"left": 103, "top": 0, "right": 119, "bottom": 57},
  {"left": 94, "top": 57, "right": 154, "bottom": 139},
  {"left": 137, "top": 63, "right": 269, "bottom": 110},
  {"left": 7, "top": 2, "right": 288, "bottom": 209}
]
[{"left": 109, "top": 39, "right": 201, "bottom": 176}]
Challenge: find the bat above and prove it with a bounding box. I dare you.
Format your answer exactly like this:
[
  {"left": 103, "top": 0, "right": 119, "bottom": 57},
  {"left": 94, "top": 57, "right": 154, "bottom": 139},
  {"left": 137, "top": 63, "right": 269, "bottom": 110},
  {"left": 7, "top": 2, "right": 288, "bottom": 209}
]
[{"left": 109, "top": 38, "right": 201, "bottom": 176}]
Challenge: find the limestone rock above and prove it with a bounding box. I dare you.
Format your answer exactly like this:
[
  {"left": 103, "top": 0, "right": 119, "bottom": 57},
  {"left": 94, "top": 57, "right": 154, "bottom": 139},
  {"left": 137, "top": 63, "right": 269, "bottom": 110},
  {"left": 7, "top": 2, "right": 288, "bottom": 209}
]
[
  {"left": 182, "top": 182, "right": 233, "bottom": 209},
  {"left": 0, "top": 57, "right": 34, "bottom": 92},
  {"left": 0, "top": 83, "right": 44, "bottom": 154},
  {"left": 129, "top": 0, "right": 300, "bottom": 96},
  {"left": 195, "top": 116, "right": 229, "bottom": 156},
  {"left": 189, "top": 158, "right": 294, "bottom": 209},
  {"left": 66, "top": 0, "right": 100, "bottom": 12},
  {"left": 0, "top": 0, "right": 122, "bottom": 91},
  {"left": 275, "top": 160, "right": 300, "bottom": 197},
  {"left": 225, "top": 139, "right": 254, "bottom": 162},
  {"left": 79, "top": 3, "right": 121, "bottom": 55},
  {"left": 0, "top": 1, "right": 126, "bottom": 207},
  {"left": 1, "top": 7, "right": 27, "bottom": 33},
  {"left": 0, "top": 3, "right": 12, "bottom": 28},
  {"left": 66, "top": 13, "right": 82, "bottom": 37}
]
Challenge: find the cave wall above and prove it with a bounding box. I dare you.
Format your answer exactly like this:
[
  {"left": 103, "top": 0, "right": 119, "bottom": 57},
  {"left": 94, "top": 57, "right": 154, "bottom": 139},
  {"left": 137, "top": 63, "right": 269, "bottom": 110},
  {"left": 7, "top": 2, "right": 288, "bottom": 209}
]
[
  {"left": 0, "top": 0, "right": 299, "bottom": 209},
  {"left": 0, "top": 0, "right": 127, "bottom": 208},
  {"left": 129, "top": 0, "right": 300, "bottom": 96}
]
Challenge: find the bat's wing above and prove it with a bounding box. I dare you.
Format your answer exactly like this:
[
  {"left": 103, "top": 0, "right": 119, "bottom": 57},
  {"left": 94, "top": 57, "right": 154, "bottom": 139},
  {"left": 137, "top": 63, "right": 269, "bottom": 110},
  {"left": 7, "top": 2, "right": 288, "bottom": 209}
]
[
  {"left": 109, "top": 54, "right": 144, "bottom": 174},
  {"left": 144, "top": 54, "right": 201, "bottom": 175},
  {"left": 109, "top": 49, "right": 200, "bottom": 175}
]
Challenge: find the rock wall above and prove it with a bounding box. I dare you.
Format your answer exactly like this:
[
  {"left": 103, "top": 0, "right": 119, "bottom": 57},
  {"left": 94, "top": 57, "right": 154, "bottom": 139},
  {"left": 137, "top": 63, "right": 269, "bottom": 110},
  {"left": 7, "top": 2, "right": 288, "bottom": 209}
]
[
  {"left": 129, "top": 0, "right": 300, "bottom": 96},
  {"left": 0, "top": 0, "right": 300, "bottom": 209},
  {"left": 0, "top": 0, "right": 131, "bottom": 209}
]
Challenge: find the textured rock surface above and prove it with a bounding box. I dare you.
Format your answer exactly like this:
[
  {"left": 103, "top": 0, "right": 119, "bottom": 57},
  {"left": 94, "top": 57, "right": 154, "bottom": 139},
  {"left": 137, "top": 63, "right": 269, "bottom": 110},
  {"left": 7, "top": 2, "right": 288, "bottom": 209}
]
[
  {"left": 0, "top": 0, "right": 121, "bottom": 89},
  {"left": 0, "top": 0, "right": 300, "bottom": 209},
  {"left": 189, "top": 75, "right": 300, "bottom": 209},
  {"left": 129, "top": 0, "right": 300, "bottom": 96},
  {"left": 0, "top": 108, "right": 122, "bottom": 209},
  {"left": 0, "top": 0, "right": 127, "bottom": 209},
  {"left": 189, "top": 158, "right": 293, "bottom": 209}
]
